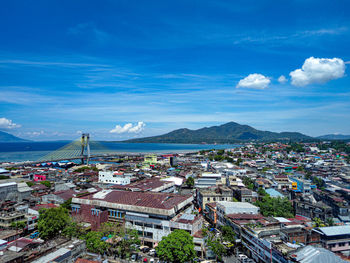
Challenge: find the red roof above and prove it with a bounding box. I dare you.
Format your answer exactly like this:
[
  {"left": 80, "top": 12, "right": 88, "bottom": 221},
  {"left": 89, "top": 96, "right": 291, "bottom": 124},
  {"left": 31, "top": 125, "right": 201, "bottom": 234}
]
[{"left": 78, "top": 190, "right": 192, "bottom": 210}]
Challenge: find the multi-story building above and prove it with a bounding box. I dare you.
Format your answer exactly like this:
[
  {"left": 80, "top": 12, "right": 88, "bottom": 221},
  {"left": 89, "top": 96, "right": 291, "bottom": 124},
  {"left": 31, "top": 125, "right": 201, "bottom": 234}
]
[
  {"left": 315, "top": 225, "right": 350, "bottom": 256},
  {"left": 197, "top": 186, "right": 233, "bottom": 211},
  {"left": 216, "top": 201, "right": 259, "bottom": 226},
  {"left": 294, "top": 198, "right": 332, "bottom": 221},
  {"left": 98, "top": 171, "right": 131, "bottom": 185},
  {"left": 71, "top": 190, "right": 199, "bottom": 247}
]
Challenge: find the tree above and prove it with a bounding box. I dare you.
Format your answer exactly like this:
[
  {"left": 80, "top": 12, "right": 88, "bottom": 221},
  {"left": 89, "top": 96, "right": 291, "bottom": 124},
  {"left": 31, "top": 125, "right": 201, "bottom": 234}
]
[
  {"left": 186, "top": 177, "right": 194, "bottom": 188},
  {"left": 313, "top": 217, "right": 325, "bottom": 227},
  {"left": 38, "top": 207, "right": 70, "bottom": 240},
  {"left": 26, "top": 182, "right": 34, "bottom": 187},
  {"left": 207, "top": 239, "right": 226, "bottom": 261},
  {"left": 62, "top": 220, "right": 86, "bottom": 239},
  {"left": 326, "top": 218, "right": 335, "bottom": 226},
  {"left": 255, "top": 196, "right": 294, "bottom": 218},
  {"left": 11, "top": 221, "right": 26, "bottom": 229},
  {"left": 220, "top": 225, "right": 236, "bottom": 243},
  {"left": 40, "top": 180, "right": 51, "bottom": 188},
  {"left": 156, "top": 229, "right": 196, "bottom": 263},
  {"left": 61, "top": 198, "right": 72, "bottom": 210},
  {"left": 85, "top": 231, "right": 111, "bottom": 254}
]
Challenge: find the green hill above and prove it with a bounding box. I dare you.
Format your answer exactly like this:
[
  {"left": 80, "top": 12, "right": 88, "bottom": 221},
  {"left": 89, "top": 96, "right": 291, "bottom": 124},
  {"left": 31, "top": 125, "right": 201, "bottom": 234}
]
[{"left": 125, "top": 122, "right": 313, "bottom": 144}]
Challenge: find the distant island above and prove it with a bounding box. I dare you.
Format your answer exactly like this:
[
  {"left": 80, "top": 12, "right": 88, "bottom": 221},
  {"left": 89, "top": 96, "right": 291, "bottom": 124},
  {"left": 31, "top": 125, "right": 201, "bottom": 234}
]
[
  {"left": 125, "top": 121, "right": 314, "bottom": 144},
  {"left": 0, "top": 131, "right": 29, "bottom": 142}
]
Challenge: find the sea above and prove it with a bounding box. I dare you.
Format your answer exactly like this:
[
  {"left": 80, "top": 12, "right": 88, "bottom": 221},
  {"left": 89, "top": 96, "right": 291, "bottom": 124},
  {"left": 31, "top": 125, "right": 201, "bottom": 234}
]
[{"left": 0, "top": 141, "right": 239, "bottom": 162}]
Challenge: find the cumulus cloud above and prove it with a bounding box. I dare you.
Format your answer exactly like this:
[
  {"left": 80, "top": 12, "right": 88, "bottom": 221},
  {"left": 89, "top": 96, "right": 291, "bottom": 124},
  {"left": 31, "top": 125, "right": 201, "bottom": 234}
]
[
  {"left": 110, "top": 122, "right": 146, "bottom": 134},
  {"left": 0, "top": 118, "right": 21, "bottom": 129},
  {"left": 290, "top": 57, "right": 345, "bottom": 86},
  {"left": 278, "top": 75, "right": 288, "bottom": 83},
  {"left": 236, "top": 73, "right": 271, "bottom": 89}
]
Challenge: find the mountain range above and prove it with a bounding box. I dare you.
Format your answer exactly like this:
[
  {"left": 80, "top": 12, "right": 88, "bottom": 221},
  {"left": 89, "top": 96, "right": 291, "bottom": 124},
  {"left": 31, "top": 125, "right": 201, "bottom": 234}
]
[
  {"left": 0, "top": 131, "right": 29, "bottom": 142},
  {"left": 126, "top": 122, "right": 314, "bottom": 144},
  {"left": 317, "top": 134, "right": 350, "bottom": 140}
]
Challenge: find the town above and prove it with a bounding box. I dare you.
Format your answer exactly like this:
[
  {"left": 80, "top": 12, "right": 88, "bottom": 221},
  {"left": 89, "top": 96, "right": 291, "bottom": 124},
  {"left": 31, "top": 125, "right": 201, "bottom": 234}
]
[{"left": 0, "top": 141, "right": 349, "bottom": 263}]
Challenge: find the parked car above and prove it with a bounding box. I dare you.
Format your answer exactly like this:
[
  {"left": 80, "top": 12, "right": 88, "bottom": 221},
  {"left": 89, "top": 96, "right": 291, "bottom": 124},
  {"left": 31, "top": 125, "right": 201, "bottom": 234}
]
[
  {"left": 238, "top": 254, "right": 248, "bottom": 261},
  {"left": 131, "top": 254, "right": 138, "bottom": 262},
  {"left": 149, "top": 249, "right": 156, "bottom": 256}
]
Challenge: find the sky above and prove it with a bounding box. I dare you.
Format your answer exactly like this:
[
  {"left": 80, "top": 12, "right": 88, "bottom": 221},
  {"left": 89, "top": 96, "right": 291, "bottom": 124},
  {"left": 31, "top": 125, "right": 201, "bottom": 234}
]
[{"left": 0, "top": 0, "right": 350, "bottom": 140}]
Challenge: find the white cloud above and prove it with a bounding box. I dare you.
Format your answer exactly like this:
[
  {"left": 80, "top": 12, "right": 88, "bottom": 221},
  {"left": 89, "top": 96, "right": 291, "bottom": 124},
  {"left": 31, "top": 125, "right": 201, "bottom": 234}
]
[
  {"left": 236, "top": 73, "right": 270, "bottom": 89},
  {"left": 26, "top": 130, "right": 44, "bottom": 137},
  {"left": 278, "top": 75, "right": 288, "bottom": 84},
  {"left": 290, "top": 57, "right": 345, "bottom": 86},
  {"left": 110, "top": 122, "right": 146, "bottom": 134},
  {"left": 0, "top": 118, "right": 21, "bottom": 129}
]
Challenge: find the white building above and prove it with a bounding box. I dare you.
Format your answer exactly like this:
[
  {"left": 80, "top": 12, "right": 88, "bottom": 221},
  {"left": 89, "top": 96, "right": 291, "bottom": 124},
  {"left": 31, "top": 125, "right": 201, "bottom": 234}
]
[
  {"left": 217, "top": 201, "right": 259, "bottom": 226},
  {"left": 98, "top": 171, "right": 131, "bottom": 185}
]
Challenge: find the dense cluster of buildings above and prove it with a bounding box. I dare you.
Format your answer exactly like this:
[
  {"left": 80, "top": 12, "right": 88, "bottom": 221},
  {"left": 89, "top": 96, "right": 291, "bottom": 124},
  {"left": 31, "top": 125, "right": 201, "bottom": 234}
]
[{"left": 0, "top": 141, "right": 349, "bottom": 262}]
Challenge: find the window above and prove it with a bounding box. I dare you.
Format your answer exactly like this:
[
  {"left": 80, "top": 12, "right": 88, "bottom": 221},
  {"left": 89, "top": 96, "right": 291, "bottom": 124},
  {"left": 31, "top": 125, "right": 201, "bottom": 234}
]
[
  {"left": 145, "top": 223, "right": 153, "bottom": 228},
  {"left": 154, "top": 225, "right": 162, "bottom": 230},
  {"left": 135, "top": 221, "right": 143, "bottom": 227}
]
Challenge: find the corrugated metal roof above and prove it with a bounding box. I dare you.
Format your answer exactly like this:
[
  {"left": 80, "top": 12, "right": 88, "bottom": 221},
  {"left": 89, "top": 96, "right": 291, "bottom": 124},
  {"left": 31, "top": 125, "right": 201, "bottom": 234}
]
[
  {"left": 318, "top": 225, "right": 350, "bottom": 236},
  {"left": 294, "top": 245, "right": 346, "bottom": 263}
]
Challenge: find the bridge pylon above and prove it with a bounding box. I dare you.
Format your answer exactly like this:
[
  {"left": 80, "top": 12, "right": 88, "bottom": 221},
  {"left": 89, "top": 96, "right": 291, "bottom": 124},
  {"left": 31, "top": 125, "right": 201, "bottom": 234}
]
[{"left": 80, "top": 133, "right": 91, "bottom": 165}]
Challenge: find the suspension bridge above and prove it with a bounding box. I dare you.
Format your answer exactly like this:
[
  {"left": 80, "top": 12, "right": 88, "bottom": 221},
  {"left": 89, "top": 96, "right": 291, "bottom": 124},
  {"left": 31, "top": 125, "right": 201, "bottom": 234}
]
[{"left": 3, "top": 133, "right": 119, "bottom": 167}]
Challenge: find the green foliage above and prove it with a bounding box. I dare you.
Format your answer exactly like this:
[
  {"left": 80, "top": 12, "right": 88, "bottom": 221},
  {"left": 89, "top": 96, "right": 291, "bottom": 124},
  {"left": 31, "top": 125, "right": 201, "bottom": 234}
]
[
  {"left": 243, "top": 176, "right": 255, "bottom": 190},
  {"left": 85, "top": 231, "right": 111, "bottom": 254},
  {"left": 0, "top": 175, "right": 10, "bottom": 180},
  {"left": 235, "top": 157, "right": 242, "bottom": 166},
  {"left": 75, "top": 166, "right": 98, "bottom": 172},
  {"left": 38, "top": 207, "right": 70, "bottom": 240},
  {"left": 40, "top": 181, "right": 51, "bottom": 188},
  {"left": 289, "top": 143, "right": 305, "bottom": 153},
  {"left": 62, "top": 221, "right": 86, "bottom": 239},
  {"left": 26, "top": 181, "right": 34, "bottom": 187},
  {"left": 220, "top": 226, "right": 236, "bottom": 243},
  {"left": 126, "top": 122, "right": 311, "bottom": 144},
  {"left": 186, "top": 177, "right": 194, "bottom": 188},
  {"left": 257, "top": 187, "right": 267, "bottom": 196},
  {"left": 10, "top": 221, "right": 26, "bottom": 229},
  {"left": 255, "top": 196, "right": 294, "bottom": 218},
  {"left": 326, "top": 217, "right": 335, "bottom": 226},
  {"left": 156, "top": 229, "right": 196, "bottom": 263},
  {"left": 61, "top": 198, "right": 72, "bottom": 210},
  {"left": 313, "top": 217, "right": 325, "bottom": 227},
  {"left": 312, "top": 176, "right": 325, "bottom": 189},
  {"left": 207, "top": 239, "right": 226, "bottom": 261}
]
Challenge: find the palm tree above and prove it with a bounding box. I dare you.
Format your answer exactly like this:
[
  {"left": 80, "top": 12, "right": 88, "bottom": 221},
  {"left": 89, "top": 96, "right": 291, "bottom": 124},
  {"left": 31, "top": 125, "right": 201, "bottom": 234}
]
[{"left": 326, "top": 217, "right": 335, "bottom": 226}]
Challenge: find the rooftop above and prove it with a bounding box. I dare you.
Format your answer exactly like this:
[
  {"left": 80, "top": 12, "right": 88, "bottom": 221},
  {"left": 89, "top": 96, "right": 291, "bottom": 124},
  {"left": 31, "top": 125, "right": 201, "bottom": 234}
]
[
  {"left": 74, "top": 190, "right": 192, "bottom": 210},
  {"left": 317, "top": 225, "right": 350, "bottom": 236}
]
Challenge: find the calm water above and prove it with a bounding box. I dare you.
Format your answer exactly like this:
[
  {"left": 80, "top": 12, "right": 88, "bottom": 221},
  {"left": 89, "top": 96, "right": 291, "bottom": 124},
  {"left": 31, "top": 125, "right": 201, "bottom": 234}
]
[{"left": 0, "top": 141, "right": 238, "bottom": 162}]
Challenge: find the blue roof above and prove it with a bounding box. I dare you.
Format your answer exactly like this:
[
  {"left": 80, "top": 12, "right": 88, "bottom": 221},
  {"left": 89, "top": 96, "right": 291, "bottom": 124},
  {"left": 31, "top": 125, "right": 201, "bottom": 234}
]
[{"left": 265, "top": 188, "right": 284, "bottom": 198}]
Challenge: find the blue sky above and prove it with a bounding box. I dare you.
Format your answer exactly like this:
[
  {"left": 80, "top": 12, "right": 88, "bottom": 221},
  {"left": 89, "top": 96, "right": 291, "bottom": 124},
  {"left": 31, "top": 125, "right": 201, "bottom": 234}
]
[{"left": 0, "top": 0, "right": 350, "bottom": 140}]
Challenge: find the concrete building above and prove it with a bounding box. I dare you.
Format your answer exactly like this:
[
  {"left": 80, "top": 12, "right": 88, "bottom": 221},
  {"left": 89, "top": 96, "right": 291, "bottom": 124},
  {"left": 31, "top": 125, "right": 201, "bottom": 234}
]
[
  {"left": 197, "top": 186, "right": 233, "bottom": 211},
  {"left": 98, "top": 171, "right": 131, "bottom": 185},
  {"left": 315, "top": 225, "right": 350, "bottom": 256},
  {"left": 71, "top": 190, "right": 198, "bottom": 247},
  {"left": 0, "top": 182, "right": 18, "bottom": 201},
  {"left": 195, "top": 173, "right": 222, "bottom": 188},
  {"left": 216, "top": 201, "right": 259, "bottom": 226}
]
